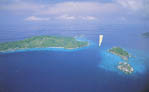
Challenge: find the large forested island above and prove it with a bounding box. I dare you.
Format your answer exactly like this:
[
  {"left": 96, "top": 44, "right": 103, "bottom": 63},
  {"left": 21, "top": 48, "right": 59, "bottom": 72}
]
[{"left": 0, "top": 36, "right": 89, "bottom": 52}]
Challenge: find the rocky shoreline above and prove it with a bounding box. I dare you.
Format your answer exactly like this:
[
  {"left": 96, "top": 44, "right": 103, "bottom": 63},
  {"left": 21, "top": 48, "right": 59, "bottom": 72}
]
[{"left": 108, "top": 47, "right": 134, "bottom": 74}]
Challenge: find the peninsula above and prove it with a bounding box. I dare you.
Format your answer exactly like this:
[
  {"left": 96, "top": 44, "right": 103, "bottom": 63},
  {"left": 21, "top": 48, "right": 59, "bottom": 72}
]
[
  {"left": 108, "top": 47, "right": 130, "bottom": 61},
  {"left": 0, "top": 36, "right": 89, "bottom": 52}
]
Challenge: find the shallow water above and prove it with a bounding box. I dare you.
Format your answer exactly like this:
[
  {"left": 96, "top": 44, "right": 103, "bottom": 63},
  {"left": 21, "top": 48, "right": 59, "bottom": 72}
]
[{"left": 0, "top": 24, "right": 149, "bottom": 92}]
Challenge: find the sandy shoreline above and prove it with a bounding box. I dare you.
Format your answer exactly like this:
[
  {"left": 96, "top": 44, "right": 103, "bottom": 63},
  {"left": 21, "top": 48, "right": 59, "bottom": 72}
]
[{"left": 0, "top": 45, "right": 89, "bottom": 53}]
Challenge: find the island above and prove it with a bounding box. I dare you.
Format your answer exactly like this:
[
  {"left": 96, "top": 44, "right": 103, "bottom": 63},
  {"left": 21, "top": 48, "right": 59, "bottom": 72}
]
[
  {"left": 0, "top": 36, "right": 89, "bottom": 52},
  {"left": 117, "top": 62, "right": 134, "bottom": 74},
  {"left": 108, "top": 47, "right": 130, "bottom": 61},
  {"left": 108, "top": 47, "right": 134, "bottom": 74},
  {"left": 142, "top": 32, "right": 149, "bottom": 38}
]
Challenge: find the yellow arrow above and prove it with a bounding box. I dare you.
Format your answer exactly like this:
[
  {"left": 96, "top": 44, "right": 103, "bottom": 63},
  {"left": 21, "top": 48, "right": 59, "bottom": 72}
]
[{"left": 99, "top": 35, "right": 103, "bottom": 47}]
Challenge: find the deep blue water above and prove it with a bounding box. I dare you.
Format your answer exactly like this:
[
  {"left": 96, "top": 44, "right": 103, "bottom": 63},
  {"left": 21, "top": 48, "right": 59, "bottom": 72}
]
[{"left": 0, "top": 24, "right": 149, "bottom": 92}]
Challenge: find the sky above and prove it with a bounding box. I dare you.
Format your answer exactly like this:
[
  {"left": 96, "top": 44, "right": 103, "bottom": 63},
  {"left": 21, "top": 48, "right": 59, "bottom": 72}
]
[{"left": 0, "top": 0, "right": 148, "bottom": 26}]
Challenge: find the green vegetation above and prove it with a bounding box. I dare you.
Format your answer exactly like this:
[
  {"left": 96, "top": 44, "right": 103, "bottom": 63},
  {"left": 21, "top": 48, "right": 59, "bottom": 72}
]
[
  {"left": 108, "top": 47, "right": 134, "bottom": 74},
  {"left": 142, "top": 32, "right": 149, "bottom": 38},
  {"left": 108, "top": 47, "right": 130, "bottom": 61},
  {"left": 0, "top": 36, "right": 89, "bottom": 52}
]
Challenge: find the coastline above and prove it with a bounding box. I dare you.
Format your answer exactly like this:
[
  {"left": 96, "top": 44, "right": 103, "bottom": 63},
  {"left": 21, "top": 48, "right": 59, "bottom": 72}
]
[
  {"left": 0, "top": 43, "right": 90, "bottom": 54},
  {"left": 108, "top": 50, "right": 129, "bottom": 61},
  {"left": 108, "top": 47, "right": 130, "bottom": 61},
  {"left": 99, "top": 48, "right": 146, "bottom": 77},
  {"left": 103, "top": 46, "right": 147, "bottom": 75},
  {"left": 0, "top": 36, "right": 90, "bottom": 54}
]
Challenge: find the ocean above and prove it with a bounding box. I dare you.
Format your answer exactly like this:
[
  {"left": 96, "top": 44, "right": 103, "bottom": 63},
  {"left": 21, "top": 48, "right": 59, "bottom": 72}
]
[{"left": 0, "top": 24, "right": 149, "bottom": 92}]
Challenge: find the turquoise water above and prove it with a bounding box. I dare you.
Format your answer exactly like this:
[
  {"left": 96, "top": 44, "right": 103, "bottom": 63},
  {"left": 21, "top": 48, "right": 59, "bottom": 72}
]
[
  {"left": 0, "top": 24, "right": 149, "bottom": 92},
  {"left": 0, "top": 37, "right": 92, "bottom": 54},
  {"left": 98, "top": 47, "right": 146, "bottom": 77},
  {"left": 2, "top": 42, "right": 146, "bottom": 77}
]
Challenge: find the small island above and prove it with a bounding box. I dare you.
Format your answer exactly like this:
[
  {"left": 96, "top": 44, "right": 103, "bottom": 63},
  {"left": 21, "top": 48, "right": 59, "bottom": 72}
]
[
  {"left": 0, "top": 36, "right": 89, "bottom": 52},
  {"left": 108, "top": 47, "right": 134, "bottom": 74},
  {"left": 108, "top": 47, "right": 130, "bottom": 61},
  {"left": 117, "top": 62, "right": 134, "bottom": 74},
  {"left": 142, "top": 32, "right": 149, "bottom": 38}
]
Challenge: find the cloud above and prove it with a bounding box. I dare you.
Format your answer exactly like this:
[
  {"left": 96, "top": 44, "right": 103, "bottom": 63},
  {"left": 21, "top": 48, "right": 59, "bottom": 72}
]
[
  {"left": 0, "top": 0, "right": 146, "bottom": 23},
  {"left": 0, "top": 1, "right": 120, "bottom": 16},
  {"left": 25, "top": 16, "right": 50, "bottom": 21},
  {"left": 80, "top": 16, "right": 96, "bottom": 20},
  {"left": 56, "top": 15, "right": 76, "bottom": 20},
  {"left": 144, "top": 0, "right": 149, "bottom": 19},
  {"left": 116, "top": 0, "right": 143, "bottom": 11},
  {"left": 56, "top": 15, "right": 97, "bottom": 21},
  {"left": 39, "top": 2, "right": 119, "bottom": 16},
  {"left": 1, "top": 0, "right": 144, "bottom": 15}
]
